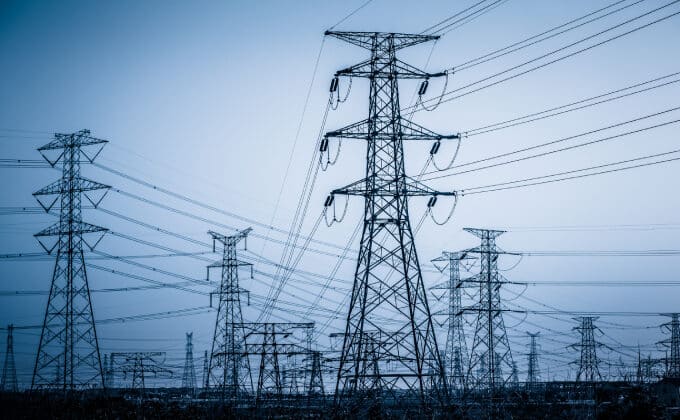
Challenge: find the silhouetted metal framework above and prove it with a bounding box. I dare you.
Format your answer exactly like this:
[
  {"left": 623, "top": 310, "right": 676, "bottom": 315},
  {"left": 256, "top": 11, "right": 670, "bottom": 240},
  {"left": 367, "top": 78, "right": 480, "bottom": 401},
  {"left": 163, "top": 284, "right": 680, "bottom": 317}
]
[
  {"left": 431, "top": 252, "right": 474, "bottom": 393},
  {"left": 324, "top": 30, "right": 458, "bottom": 405},
  {"left": 308, "top": 351, "right": 325, "bottom": 397},
  {"left": 526, "top": 332, "right": 541, "bottom": 391},
  {"left": 242, "top": 322, "right": 313, "bottom": 403},
  {"left": 182, "top": 332, "right": 197, "bottom": 394},
  {"left": 463, "top": 229, "right": 515, "bottom": 392},
  {"left": 572, "top": 317, "right": 602, "bottom": 382},
  {"left": 206, "top": 228, "right": 253, "bottom": 399},
  {"left": 1, "top": 325, "right": 18, "bottom": 392},
  {"left": 31, "top": 129, "right": 109, "bottom": 391},
  {"left": 111, "top": 352, "right": 171, "bottom": 391},
  {"left": 659, "top": 313, "right": 680, "bottom": 379}
]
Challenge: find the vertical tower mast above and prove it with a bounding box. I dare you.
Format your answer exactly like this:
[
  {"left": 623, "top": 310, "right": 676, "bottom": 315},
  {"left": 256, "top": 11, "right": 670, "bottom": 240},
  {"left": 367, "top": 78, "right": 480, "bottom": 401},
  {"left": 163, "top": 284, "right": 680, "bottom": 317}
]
[
  {"left": 659, "top": 313, "right": 680, "bottom": 379},
  {"left": 431, "top": 251, "right": 473, "bottom": 392},
  {"left": 464, "top": 228, "right": 514, "bottom": 393},
  {"left": 207, "top": 228, "right": 253, "bottom": 399},
  {"left": 182, "top": 332, "right": 197, "bottom": 394},
  {"left": 573, "top": 316, "right": 602, "bottom": 382},
  {"left": 1, "top": 325, "right": 18, "bottom": 392},
  {"left": 31, "top": 129, "right": 109, "bottom": 391},
  {"left": 324, "top": 31, "right": 459, "bottom": 403}
]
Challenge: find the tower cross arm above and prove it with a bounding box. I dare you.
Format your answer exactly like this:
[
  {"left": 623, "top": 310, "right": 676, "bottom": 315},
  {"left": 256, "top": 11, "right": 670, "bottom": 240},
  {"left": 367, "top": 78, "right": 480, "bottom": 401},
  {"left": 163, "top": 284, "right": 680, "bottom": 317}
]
[
  {"left": 335, "top": 58, "right": 445, "bottom": 79},
  {"left": 331, "top": 175, "right": 456, "bottom": 197},
  {"left": 324, "top": 31, "right": 439, "bottom": 51},
  {"left": 325, "top": 117, "right": 459, "bottom": 141}
]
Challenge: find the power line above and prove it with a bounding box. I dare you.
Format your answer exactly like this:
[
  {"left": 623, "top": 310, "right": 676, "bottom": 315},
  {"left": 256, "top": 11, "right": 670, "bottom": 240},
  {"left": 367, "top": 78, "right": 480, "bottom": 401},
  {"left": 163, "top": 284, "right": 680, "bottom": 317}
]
[
  {"left": 409, "top": 2, "right": 680, "bottom": 112},
  {"left": 464, "top": 72, "right": 680, "bottom": 136}
]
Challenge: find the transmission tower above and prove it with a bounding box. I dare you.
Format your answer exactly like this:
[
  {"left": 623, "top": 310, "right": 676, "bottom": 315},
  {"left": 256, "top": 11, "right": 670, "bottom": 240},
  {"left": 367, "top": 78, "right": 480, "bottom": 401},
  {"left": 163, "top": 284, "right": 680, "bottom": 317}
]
[
  {"left": 206, "top": 228, "right": 253, "bottom": 399},
  {"left": 308, "top": 351, "right": 325, "bottom": 397},
  {"left": 202, "top": 350, "right": 208, "bottom": 389},
  {"left": 1, "top": 325, "right": 18, "bottom": 392},
  {"left": 111, "top": 352, "right": 171, "bottom": 392},
  {"left": 245, "top": 322, "right": 313, "bottom": 403},
  {"left": 431, "top": 251, "right": 474, "bottom": 393},
  {"left": 526, "top": 332, "right": 541, "bottom": 391},
  {"left": 463, "top": 229, "right": 515, "bottom": 392},
  {"left": 323, "top": 30, "right": 458, "bottom": 404},
  {"left": 572, "top": 317, "right": 602, "bottom": 382},
  {"left": 182, "top": 332, "right": 197, "bottom": 394},
  {"left": 31, "top": 129, "right": 109, "bottom": 391},
  {"left": 659, "top": 313, "right": 680, "bottom": 380}
]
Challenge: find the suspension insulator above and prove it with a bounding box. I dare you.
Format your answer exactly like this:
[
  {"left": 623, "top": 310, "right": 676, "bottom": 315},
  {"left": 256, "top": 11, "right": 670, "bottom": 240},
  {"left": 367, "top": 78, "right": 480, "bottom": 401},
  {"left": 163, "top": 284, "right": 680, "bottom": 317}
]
[
  {"left": 324, "top": 195, "right": 335, "bottom": 207},
  {"left": 330, "top": 77, "right": 339, "bottom": 93},
  {"left": 418, "top": 79, "right": 429, "bottom": 96},
  {"left": 320, "top": 137, "right": 329, "bottom": 152},
  {"left": 427, "top": 196, "right": 438, "bottom": 208},
  {"left": 430, "top": 141, "right": 441, "bottom": 155}
]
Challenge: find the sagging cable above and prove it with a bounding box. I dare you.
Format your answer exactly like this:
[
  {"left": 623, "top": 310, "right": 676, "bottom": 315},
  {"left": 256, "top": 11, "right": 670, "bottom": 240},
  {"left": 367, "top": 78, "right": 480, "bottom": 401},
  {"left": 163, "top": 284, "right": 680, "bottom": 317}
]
[
  {"left": 418, "top": 72, "right": 450, "bottom": 112},
  {"left": 427, "top": 193, "right": 459, "bottom": 225},
  {"left": 430, "top": 136, "right": 462, "bottom": 171}
]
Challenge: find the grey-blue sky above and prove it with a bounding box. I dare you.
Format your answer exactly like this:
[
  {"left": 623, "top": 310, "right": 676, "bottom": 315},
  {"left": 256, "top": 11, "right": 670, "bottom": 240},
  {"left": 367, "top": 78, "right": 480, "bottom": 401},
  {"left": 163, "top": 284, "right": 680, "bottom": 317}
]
[{"left": 1, "top": 0, "right": 679, "bottom": 386}]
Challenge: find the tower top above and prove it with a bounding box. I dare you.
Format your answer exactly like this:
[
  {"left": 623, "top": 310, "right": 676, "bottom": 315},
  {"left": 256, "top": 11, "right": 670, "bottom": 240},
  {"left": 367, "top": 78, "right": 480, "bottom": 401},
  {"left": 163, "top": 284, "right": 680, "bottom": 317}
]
[{"left": 324, "top": 30, "right": 439, "bottom": 51}]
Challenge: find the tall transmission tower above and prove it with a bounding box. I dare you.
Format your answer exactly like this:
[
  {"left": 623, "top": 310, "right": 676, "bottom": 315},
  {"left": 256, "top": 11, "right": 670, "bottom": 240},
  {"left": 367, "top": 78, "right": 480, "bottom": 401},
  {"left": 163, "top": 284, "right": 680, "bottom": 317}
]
[
  {"left": 1, "top": 325, "right": 18, "bottom": 392},
  {"left": 308, "top": 350, "right": 325, "bottom": 397},
  {"left": 323, "top": 30, "right": 458, "bottom": 404},
  {"left": 31, "top": 129, "right": 109, "bottom": 391},
  {"left": 182, "top": 332, "right": 197, "bottom": 394},
  {"left": 572, "top": 317, "right": 602, "bottom": 382},
  {"left": 526, "top": 332, "right": 541, "bottom": 391},
  {"left": 206, "top": 228, "right": 252, "bottom": 399},
  {"left": 659, "top": 313, "right": 680, "bottom": 380},
  {"left": 431, "top": 251, "right": 474, "bottom": 393},
  {"left": 463, "top": 229, "right": 515, "bottom": 393}
]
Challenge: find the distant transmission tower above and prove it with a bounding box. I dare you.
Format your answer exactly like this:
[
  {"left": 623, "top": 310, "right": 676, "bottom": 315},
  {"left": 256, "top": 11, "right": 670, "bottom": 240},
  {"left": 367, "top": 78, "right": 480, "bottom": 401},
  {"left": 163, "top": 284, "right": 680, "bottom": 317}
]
[
  {"left": 431, "top": 252, "right": 473, "bottom": 393},
  {"left": 1, "top": 325, "right": 18, "bottom": 392},
  {"left": 323, "top": 30, "right": 458, "bottom": 404},
  {"left": 464, "top": 229, "right": 515, "bottom": 392},
  {"left": 182, "top": 332, "right": 197, "bottom": 394},
  {"left": 526, "top": 332, "right": 541, "bottom": 391},
  {"left": 32, "top": 129, "right": 109, "bottom": 391},
  {"left": 308, "top": 351, "right": 325, "bottom": 397},
  {"left": 659, "top": 313, "right": 680, "bottom": 380},
  {"left": 207, "top": 228, "right": 252, "bottom": 399},
  {"left": 111, "top": 352, "right": 171, "bottom": 392},
  {"left": 573, "top": 317, "right": 602, "bottom": 382}
]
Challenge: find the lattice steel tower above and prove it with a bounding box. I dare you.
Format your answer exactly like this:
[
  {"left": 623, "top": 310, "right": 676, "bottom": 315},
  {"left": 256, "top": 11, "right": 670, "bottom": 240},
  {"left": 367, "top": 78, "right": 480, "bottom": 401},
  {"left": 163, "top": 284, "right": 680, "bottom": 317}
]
[
  {"left": 464, "top": 228, "right": 515, "bottom": 392},
  {"left": 32, "top": 130, "right": 109, "bottom": 391},
  {"left": 573, "top": 317, "right": 602, "bottom": 382},
  {"left": 432, "top": 251, "right": 473, "bottom": 392},
  {"left": 323, "top": 31, "right": 458, "bottom": 403},
  {"left": 182, "top": 332, "right": 197, "bottom": 393},
  {"left": 2, "top": 325, "right": 18, "bottom": 392},
  {"left": 659, "top": 313, "right": 680, "bottom": 379},
  {"left": 207, "top": 228, "right": 253, "bottom": 398},
  {"left": 526, "top": 332, "right": 541, "bottom": 390}
]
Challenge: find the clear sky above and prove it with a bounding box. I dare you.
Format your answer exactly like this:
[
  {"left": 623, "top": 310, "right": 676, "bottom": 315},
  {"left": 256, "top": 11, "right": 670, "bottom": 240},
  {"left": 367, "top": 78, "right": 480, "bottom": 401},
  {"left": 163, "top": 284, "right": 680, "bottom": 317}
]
[{"left": 1, "top": 0, "right": 680, "bottom": 387}]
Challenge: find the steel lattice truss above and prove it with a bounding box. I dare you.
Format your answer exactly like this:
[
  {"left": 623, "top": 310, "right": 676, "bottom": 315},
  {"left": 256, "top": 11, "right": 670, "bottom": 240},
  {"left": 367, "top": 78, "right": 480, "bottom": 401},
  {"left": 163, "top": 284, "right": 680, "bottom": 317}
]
[
  {"left": 431, "top": 252, "right": 474, "bottom": 394},
  {"left": 206, "top": 228, "right": 253, "bottom": 399},
  {"left": 325, "top": 31, "right": 459, "bottom": 406},
  {"left": 182, "top": 332, "right": 197, "bottom": 393},
  {"left": 1, "top": 325, "right": 18, "bottom": 392},
  {"left": 111, "top": 352, "right": 171, "bottom": 391},
  {"left": 526, "top": 332, "right": 541, "bottom": 391},
  {"left": 31, "top": 130, "right": 109, "bottom": 391},
  {"left": 463, "top": 229, "right": 515, "bottom": 393},
  {"left": 572, "top": 316, "right": 602, "bottom": 382},
  {"left": 658, "top": 313, "right": 680, "bottom": 379}
]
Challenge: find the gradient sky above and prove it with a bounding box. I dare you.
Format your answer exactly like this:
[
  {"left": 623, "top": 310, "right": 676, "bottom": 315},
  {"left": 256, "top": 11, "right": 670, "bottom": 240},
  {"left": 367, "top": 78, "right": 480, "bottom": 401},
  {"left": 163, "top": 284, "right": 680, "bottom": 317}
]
[{"left": 1, "top": 0, "right": 680, "bottom": 387}]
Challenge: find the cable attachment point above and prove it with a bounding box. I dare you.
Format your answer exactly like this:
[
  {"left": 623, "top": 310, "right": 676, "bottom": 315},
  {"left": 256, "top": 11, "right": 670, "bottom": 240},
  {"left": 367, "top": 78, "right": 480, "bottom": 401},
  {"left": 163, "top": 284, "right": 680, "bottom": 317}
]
[{"left": 329, "top": 77, "right": 339, "bottom": 93}]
